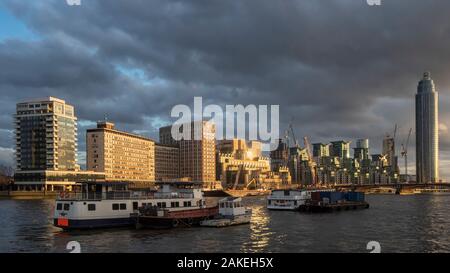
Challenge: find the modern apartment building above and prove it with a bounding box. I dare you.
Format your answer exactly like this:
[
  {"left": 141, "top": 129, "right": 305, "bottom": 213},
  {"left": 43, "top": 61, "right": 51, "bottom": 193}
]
[
  {"left": 330, "top": 141, "right": 351, "bottom": 159},
  {"left": 13, "top": 97, "right": 100, "bottom": 191},
  {"left": 15, "top": 97, "right": 79, "bottom": 172},
  {"left": 86, "top": 121, "right": 155, "bottom": 188},
  {"left": 312, "top": 143, "right": 330, "bottom": 158}
]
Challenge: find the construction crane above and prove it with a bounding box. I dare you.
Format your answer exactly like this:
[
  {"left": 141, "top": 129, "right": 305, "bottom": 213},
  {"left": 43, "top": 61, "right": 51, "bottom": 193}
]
[
  {"left": 232, "top": 165, "right": 243, "bottom": 190},
  {"left": 288, "top": 122, "right": 299, "bottom": 148},
  {"left": 401, "top": 128, "right": 412, "bottom": 183},
  {"left": 303, "top": 136, "right": 317, "bottom": 186}
]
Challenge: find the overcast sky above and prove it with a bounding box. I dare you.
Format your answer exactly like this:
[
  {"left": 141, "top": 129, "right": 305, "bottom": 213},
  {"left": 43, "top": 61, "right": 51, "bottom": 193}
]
[{"left": 1, "top": 0, "right": 450, "bottom": 179}]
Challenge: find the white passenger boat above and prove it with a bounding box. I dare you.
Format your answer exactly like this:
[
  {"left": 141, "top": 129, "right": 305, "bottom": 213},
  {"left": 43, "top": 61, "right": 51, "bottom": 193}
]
[
  {"left": 266, "top": 189, "right": 312, "bottom": 210},
  {"left": 53, "top": 181, "right": 207, "bottom": 230},
  {"left": 200, "top": 197, "right": 252, "bottom": 227}
]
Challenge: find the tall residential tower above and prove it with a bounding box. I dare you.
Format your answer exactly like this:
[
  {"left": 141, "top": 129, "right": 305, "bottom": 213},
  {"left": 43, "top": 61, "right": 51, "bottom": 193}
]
[
  {"left": 416, "top": 72, "right": 439, "bottom": 183},
  {"left": 15, "top": 97, "right": 79, "bottom": 171}
]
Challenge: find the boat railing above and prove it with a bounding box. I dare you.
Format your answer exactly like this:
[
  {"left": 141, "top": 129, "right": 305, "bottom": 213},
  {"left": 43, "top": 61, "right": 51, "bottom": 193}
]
[
  {"left": 153, "top": 193, "right": 194, "bottom": 199},
  {"left": 57, "top": 191, "right": 154, "bottom": 201},
  {"left": 57, "top": 191, "right": 197, "bottom": 201},
  {"left": 267, "top": 195, "right": 304, "bottom": 200}
]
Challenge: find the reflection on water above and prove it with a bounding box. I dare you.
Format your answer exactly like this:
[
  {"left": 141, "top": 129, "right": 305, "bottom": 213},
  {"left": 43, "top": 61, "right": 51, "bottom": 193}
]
[
  {"left": 0, "top": 195, "right": 450, "bottom": 253},
  {"left": 242, "top": 204, "right": 272, "bottom": 252}
]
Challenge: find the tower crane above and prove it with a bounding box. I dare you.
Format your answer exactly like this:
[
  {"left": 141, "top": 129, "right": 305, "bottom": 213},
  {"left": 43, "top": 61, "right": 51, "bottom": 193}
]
[
  {"left": 401, "top": 128, "right": 412, "bottom": 183},
  {"left": 303, "top": 136, "right": 317, "bottom": 186},
  {"left": 288, "top": 122, "right": 299, "bottom": 148}
]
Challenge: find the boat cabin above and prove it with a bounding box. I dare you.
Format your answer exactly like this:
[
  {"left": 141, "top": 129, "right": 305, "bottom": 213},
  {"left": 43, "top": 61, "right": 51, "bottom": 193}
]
[
  {"left": 219, "top": 197, "right": 246, "bottom": 216},
  {"left": 58, "top": 181, "right": 139, "bottom": 201},
  {"left": 269, "top": 189, "right": 303, "bottom": 198},
  {"left": 154, "top": 181, "right": 204, "bottom": 200}
]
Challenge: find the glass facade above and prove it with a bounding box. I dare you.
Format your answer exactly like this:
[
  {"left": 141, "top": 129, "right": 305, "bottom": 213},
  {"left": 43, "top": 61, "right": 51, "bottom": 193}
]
[
  {"left": 18, "top": 116, "right": 48, "bottom": 170},
  {"left": 15, "top": 97, "right": 78, "bottom": 172},
  {"left": 57, "top": 116, "right": 77, "bottom": 170}
]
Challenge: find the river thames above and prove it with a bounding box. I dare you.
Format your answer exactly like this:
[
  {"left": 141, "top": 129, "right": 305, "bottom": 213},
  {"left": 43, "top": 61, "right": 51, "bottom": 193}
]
[{"left": 0, "top": 194, "right": 449, "bottom": 253}]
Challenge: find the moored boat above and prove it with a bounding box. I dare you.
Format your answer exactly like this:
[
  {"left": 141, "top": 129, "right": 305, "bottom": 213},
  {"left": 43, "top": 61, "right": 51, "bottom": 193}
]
[
  {"left": 266, "top": 189, "right": 312, "bottom": 210},
  {"left": 53, "top": 181, "right": 208, "bottom": 230},
  {"left": 135, "top": 181, "right": 218, "bottom": 229},
  {"left": 200, "top": 197, "right": 252, "bottom": 227}
]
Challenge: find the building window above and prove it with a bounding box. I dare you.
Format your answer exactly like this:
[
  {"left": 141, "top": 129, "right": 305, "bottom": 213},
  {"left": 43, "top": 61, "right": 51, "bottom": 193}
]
[{"left": 88, "top": 204, "right": 96, "bottom": 211}]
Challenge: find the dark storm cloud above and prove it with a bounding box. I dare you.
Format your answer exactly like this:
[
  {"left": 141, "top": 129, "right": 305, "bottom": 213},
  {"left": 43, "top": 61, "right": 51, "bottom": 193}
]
[{"left": 1, "top": 0, "right": 450, "bottom": 177}]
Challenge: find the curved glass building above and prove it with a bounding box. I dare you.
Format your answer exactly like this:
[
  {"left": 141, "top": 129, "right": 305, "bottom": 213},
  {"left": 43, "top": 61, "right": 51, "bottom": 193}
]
[{"left": 415, "top": 72, "right": 439, "bottom": 183}]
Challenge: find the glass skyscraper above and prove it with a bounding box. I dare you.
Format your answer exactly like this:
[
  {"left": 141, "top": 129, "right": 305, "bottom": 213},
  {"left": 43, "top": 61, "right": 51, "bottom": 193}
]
[{"left": 415, "top": 72, "right": 439, "bottom": 183}]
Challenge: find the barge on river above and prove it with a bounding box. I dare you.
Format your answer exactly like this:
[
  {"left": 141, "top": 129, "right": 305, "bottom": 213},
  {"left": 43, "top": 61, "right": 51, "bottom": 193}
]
[
  {"left": 53, "top": 181, "right": 208, "bottom": 230},
  {"left": 298, "top": 191, "right": 369, "bottom": 213}
]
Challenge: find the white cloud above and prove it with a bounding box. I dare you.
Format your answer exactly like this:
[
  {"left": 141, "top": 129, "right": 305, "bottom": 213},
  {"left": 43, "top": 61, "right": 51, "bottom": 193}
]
[{"left": 0, "top": 147, "right": 14, "bottom": 167}]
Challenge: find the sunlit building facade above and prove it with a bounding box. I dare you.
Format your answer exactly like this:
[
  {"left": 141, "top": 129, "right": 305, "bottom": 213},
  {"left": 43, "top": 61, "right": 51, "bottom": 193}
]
[
  {"left": 416, "top": 72, "right": 439, "bottom": 183},
  {"left": 155, "top": 143, "right": 180, "bottom": 181},
  {"left": 86, "top": 121, "right": 155, "bottom": 188}
]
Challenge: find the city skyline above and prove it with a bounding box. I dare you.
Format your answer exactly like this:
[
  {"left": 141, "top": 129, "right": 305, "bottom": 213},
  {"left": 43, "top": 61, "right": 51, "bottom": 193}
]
[{"left": 2, "top": 1, "right": 450, "bottom": 179}]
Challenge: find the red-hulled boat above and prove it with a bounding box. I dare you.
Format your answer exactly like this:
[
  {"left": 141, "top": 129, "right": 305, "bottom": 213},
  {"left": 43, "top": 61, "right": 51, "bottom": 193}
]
[
  {"left": 136, "top": 206, "right": 219, "bottom": 229},
  {"left": 134, "top": 181, "right": 219, "bottom": 229}
]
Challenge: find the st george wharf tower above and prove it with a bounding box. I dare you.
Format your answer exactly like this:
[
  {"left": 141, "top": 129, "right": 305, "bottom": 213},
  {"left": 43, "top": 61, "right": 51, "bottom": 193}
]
[{"left": 415, "top": 72, "right": 439, "bottom": 183}]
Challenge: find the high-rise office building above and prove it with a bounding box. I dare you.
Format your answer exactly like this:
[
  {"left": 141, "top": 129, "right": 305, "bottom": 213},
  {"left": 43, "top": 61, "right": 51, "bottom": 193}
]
[
  {"left": 175, "top": 121, "right": 216, "bottom": 186},
  {"left": 416, "top": 72, "right": 439, "bottom": 183},
  {"left": 159, "top": 125, "right": 179, "bottom": 146},
  {"left": 15, "top": 97, "right": 79, "bottom": 171},
  {"left": 86, "top": 121, "right": 155, "bottom": 187},
  {"left": 155, "top": 143, "right": 180, "bottom": 181}
]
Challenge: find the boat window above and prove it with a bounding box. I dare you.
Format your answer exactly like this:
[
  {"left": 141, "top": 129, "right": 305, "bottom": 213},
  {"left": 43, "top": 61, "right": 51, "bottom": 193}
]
[
  {"left": 133, "top": 202, "right": 138, "bottom": 210},
  {"left": 56, "top": 203, "right": 62, "bottom": 211},
  {"left": 162, "top": 202, "right": 167, "bottom": 208},
  {"left": 120, "top": 203, "right": 127, "bottom": 210},
  {"left": 171, "top": 202, "right": 180, "bottom": 208},
  {"left": 112, "top": 204, "right": 119, "bottom": 210},
  {"left": 88, "top": 204, "right": 96, "bottom": 211},
  {"left": 157, "top": 202, "right": 162, "bottom": 208},
  {"left": 63, "top": 204, "right": 70, "bottom": 211}
]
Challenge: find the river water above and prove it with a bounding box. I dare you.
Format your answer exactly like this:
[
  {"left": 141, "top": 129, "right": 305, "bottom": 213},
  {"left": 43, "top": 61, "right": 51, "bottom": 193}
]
[{"left": 0, "top": 194, "right": 449, "bottom": 253}]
